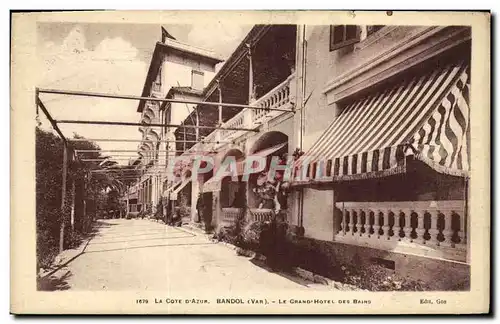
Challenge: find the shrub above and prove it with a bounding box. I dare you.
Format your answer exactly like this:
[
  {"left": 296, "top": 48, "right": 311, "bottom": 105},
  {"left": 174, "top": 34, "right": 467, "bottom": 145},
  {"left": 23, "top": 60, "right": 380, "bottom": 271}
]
[{"left": 340, "top": 263, "right": 429, "bottom": 291}]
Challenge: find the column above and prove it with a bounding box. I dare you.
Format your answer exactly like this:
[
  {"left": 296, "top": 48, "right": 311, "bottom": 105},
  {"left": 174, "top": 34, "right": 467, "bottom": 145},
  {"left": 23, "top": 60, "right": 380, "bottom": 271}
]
[
  {"left": 70, "top": 179, "right": 76, "bottom": 232},
  {"left": 247, "top": 43, "right": 253, "bottom": 104},
  {"left": 59, "top": 144, "right": 68, "bottom": 253},
  {"left": 191, "top": 174, "right": 200, "bottom": 223},
  {"left": 217, "top": 80, "right": 223, "bottom": 125}
]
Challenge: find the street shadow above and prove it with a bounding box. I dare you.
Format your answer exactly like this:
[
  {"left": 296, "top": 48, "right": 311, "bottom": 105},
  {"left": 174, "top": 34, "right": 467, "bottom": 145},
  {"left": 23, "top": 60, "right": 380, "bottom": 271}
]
[
  {"left": 37, "top": 270, "right": 72, "bottom": 291},
  {"left": 84, "top": 242, "right": 216, "bottom": 254},
  {"left": 87, "top": 234, "right": 195, "bottom": 245}
]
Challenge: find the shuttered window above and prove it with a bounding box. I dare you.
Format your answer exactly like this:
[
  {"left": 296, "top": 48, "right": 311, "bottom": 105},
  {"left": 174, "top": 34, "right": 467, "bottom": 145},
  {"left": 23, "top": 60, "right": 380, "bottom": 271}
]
[{"left": 329, "top": 25, "right": 360, "bottom": 51}]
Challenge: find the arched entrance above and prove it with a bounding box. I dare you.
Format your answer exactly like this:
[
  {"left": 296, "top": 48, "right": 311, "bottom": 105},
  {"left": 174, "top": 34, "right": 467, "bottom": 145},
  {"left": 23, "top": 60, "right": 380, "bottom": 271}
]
[
  {"left": 219, "top": 148, "right": 246, "bottom": 210},
  {"left": 248, "top": 131, "right": 289, "bottom": 221}
]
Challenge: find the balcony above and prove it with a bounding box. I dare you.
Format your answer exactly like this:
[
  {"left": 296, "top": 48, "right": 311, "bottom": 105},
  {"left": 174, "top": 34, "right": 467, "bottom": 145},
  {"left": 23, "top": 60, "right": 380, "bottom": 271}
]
[
  {"left": 222, "top": 208, "right": 287, "bottom": 224},
  {"left": 221, "top": 207, "right": 244, "bottom": 224},
  {"left": 191, "top": 73, "right": 295, "bottom": 152},
  {"left": 334, "top": 200, "right": 467, "bottom": 262}
]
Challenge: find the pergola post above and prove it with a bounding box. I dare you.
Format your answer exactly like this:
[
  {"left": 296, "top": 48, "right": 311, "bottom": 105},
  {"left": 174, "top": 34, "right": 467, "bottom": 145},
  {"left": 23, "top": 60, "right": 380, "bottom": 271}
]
[
  {"left": 195, "top": 110, "right": 200, "bottom": 142},
  {"left": 247, "top": 44, "right": 254, "bottom": 103},
  {"left": 59, "top": 143, "right": 68, "bottom": 253},
  {"left": 70, "top": 177, "right": 76, "bottom": 232},
  {"left": 217, "top": 80, "right": 222, "bottom": 125}
]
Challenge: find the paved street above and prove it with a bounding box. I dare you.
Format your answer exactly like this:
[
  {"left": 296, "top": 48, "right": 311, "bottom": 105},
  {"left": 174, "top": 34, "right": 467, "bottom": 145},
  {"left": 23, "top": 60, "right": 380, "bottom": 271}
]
[{"left": 44, "top": 219, "right": 314, "bottom": 291}]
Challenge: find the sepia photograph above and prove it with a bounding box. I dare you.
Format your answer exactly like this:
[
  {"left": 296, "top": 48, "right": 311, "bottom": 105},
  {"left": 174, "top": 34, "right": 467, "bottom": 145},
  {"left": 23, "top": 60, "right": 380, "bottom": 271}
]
[{"left": 10, "top": 10, "right": 490, "bottom": 314}]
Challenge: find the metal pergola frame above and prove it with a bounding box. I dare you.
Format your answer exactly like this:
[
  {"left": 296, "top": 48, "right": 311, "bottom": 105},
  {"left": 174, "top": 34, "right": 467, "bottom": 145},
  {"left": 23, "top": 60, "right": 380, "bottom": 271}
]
[{"left": 36, "top": 86, "right": 295, "bottom": 252}]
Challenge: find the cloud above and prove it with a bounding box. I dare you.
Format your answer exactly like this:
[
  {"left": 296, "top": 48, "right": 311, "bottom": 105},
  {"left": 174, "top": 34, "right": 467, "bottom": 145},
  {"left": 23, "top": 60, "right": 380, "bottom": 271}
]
[
  {"left": 187, "top": 23, "right": 252, "bottom": 58},
  {"left": 38, "top": 26, "right": 148, "bottom": 161}
]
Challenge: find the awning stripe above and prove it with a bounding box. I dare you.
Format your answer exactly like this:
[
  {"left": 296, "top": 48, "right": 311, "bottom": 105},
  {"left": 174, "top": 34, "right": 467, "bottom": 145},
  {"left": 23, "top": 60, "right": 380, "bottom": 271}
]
[
  {"left": 410, "top": 67, "right": 470, "bottom": 176},
  {"left": 294, "top": 61, "right": 469, "bottom": 184}
]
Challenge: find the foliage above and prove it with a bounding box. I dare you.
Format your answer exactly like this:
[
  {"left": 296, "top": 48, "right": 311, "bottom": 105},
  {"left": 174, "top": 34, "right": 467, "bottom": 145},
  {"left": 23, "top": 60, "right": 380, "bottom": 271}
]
[
  {"left": 154, "top": 200, "right": 164, "bottom": 221},
  {"left": 252, "top": 153, "right": 292, "bottom": 214},
  {"left": 340, "top": 263, "right": 430, "bottom": 291},
  {"left": 36, "top": 127, "right": 130, "bottom": 271}
]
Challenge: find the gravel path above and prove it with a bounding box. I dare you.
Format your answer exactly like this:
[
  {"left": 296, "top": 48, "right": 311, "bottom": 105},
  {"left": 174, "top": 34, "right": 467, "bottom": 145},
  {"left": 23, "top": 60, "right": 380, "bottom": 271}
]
[{"left": 44, "top": 219, "right": 313, "bottom": 291}]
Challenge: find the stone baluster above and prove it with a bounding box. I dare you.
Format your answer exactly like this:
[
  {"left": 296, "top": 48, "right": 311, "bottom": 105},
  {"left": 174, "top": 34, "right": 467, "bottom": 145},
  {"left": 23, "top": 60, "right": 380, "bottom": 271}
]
[
  {"left": 394, "top": 210, "right": 403, "bottom": 241},
  {"left": 356, "top": 210, "right": 363, "bottom": 236},
  {"left": 348, "top": 210, "right": 355, "bottom": 235},
  {"left": 415, "top": 211, "right": 427, "bottom": 244},
  {"left": 381, "top": 209, "right": 390, "bottom": 240},
  {"left": 441, "top": 210, "right": 455, "bottom": 247},
  {"left": 457, "top": 210, "right": 465, "bottom": 245},
  {"left": 373, "top": 211, "right": 381, "bottom": 238},
  {"left": 402, "top": 209, "right": 412, "bottom": 242},
  {"left": 428, "top": 210, "right": 440, "bottom": 246},
  {"left": 363, "top": 210, "right": 370, "bottom": 236},
  {"left": 341, "top": 208, "right": 347, "bottom": 235}
]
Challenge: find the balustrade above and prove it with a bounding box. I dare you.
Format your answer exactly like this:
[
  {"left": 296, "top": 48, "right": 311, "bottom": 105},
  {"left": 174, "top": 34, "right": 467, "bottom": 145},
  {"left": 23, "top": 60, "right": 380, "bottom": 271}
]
[
  {"left": 186, "top": 74, "right": 295, "bottom": 153},
  {"left": 222, "top": 207, "right": 243, "bottom": 223},
  {"left": 335, "top": 201, "right": 467, "bottom": 262}
]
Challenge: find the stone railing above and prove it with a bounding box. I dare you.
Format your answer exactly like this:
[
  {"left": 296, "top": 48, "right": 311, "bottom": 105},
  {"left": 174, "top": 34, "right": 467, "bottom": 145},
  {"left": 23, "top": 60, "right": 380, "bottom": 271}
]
[
  {"left": 251, "top": 73, "right": 295, "bottom": 125},
  {"left": 334, "top": 200, "right": 467, "bottom": 262},
  {"left": 218, "top": 108, "right": 247, "bottom": 141},
  {"left": 249, "top": 208, "right": 274, "bottom": 222},
  {"left": 222, "top": 207, "right": 243, "bottom": 223},
  {"left": 189, "top": 73, "right": 295, "bottom": 153}
]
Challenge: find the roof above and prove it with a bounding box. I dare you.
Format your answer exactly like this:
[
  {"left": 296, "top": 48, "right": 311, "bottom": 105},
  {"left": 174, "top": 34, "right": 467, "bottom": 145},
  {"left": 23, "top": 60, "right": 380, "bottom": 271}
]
[
  {"left": 161, "top": 38, "right": 224, "bottom": 63},
  {"left": 137, "top": 39, "right": 224, "bottom": 113}
]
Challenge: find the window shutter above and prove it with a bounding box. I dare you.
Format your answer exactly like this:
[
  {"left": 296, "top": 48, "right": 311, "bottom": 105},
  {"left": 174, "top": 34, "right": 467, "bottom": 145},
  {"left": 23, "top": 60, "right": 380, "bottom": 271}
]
[
  {"left": 191, "top": 70, "right": 204, "bottom": 90},
  {"left": 329, "top": 25, "right": 361, "bottom": 51}
]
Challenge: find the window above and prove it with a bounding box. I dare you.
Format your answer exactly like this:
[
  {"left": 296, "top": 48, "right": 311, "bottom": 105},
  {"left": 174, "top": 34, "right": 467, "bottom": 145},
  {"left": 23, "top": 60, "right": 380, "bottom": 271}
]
[
  {"left": 191, "top": 70, "right": 204, "bottom": 90},
  {"left": 329, "top": 25, "right": 361, "bottom": 51}
]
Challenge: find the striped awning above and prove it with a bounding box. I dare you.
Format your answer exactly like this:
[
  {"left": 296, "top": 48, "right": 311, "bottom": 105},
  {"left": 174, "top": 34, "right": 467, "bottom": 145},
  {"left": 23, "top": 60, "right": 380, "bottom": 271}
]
[
  {"left": 294, "top": 62, "right": 470, "bottom": 185},
  {"left": 202, "top": 142, "right": 288, "bottom": 193}
]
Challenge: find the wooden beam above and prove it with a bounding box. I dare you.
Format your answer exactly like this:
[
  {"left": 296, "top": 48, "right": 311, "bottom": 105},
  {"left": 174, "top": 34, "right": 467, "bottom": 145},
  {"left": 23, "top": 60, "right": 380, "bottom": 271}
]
[
  {"left": 37, "top": 87, "right": 291, "bottom": 112},
  {"left": 56, "top": 120, "right": 260, "bottom": 132},
  {"left": 36, "top": 96, "right": 68, "bottom": 144},
  {"left": 69, "top": 138, "right": 232, "bottom": 144}
]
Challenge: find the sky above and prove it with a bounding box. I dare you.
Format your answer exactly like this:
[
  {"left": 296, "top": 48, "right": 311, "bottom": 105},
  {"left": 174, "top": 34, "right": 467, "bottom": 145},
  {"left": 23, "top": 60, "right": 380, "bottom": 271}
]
[{"left": 36, "top": 22, "right": 251, "bottom": 163}]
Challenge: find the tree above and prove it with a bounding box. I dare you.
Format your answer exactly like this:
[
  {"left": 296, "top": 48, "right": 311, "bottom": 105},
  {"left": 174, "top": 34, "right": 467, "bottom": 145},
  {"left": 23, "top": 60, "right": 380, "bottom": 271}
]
[{"left": 36, "top": 127, "right": 123, "bottom": 271}]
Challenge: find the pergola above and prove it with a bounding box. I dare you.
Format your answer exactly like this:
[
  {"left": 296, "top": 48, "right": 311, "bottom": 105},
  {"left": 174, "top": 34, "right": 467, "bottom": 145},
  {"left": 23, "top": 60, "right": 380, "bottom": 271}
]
[{"left": 36, "top": 86, "right": 292, "bottom": 252}]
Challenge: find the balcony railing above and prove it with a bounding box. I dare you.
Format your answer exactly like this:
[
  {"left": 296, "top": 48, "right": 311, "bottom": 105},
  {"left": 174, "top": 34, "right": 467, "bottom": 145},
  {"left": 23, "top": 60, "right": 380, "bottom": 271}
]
[
  {"left": 222, "top": 207, "right": 243, "bottom": 223},
  {"left": 190, "top": 73, "right": 295, "bottom": 153},
  {"left": 334, "top": 200, "right": 467, "bottom": 262}
]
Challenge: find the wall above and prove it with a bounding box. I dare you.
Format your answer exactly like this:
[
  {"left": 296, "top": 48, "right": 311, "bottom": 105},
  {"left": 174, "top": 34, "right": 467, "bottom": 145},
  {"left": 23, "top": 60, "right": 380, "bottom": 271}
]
[
  {"left": 163, "top": 53, "right": 216, "bottom": 91},
  {"left": 292, "top": 25, "right": 470, "bottom": 243},
  {"left": 169, "top": 94, "right": 200, "bottom": 126},
  {"left": 302, "top": 188, "right": 335, "bottom": 241},
  {"left": 289, "top": 236, "right": 470, "bottom": 291}
]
